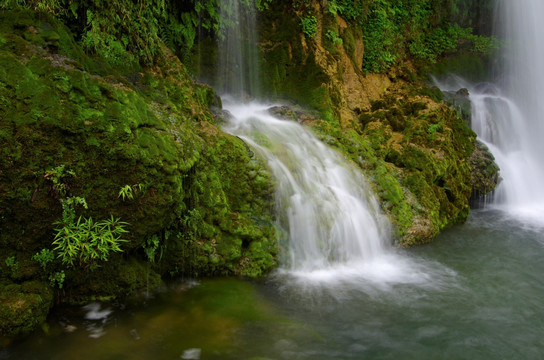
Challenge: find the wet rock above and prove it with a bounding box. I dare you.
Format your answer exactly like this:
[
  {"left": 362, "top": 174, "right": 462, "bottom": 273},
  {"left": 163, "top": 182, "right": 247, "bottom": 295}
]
[
  {"left": 443, "top": 88, "right": 472, "bottom": 125},
  {"left": 469, "top": 141, "right": 501, "bottom": 208}
]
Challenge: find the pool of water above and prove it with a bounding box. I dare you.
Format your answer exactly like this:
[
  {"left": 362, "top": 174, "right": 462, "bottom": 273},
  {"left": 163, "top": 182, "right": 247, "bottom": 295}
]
[{"left": 4, "top": 209, "right": 544, "bottom": 360}]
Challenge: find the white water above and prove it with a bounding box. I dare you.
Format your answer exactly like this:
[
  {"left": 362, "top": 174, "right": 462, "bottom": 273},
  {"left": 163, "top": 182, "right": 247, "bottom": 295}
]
[{"left": 495, "top": 0, "right": 544, "bottom": 223}]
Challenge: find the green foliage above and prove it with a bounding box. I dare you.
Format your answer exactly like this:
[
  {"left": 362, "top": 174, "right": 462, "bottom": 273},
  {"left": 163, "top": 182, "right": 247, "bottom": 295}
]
[
  {"left": 44, "top": 165, "right": 76, "bottom": 199},
  {"left": 182, "top": 208, "right": 203, "bottom": 240},
  {"left": 5, "top": 256, "right": 18, "bottom": 276},
  {"left": 2, "top": 0, "right": 166, "bottom": 67},
  {"left": 32, "top": 248, "right": 55, "bottom": 271},
  {"left": 118, "top": 184, "right": 142, "bottom": 201},
  {"left": 49, "top": 270, "right": 65, "bottom": 289},
  {"left": 52, "top": 214, "right": 129, "bottom": 271},
  {"left": 409, "top": 24, "right": 500, "bottom": 64},
  {"left": 0, "top": 0, "right": 64, "bottom": 14},
  {"left": 144, "top": 234, "right": 161, "bottom": 264},
  {"left": 80, "top": 0, "right": 167, "bottom": 68},
  {"left": 300, "top": 15, "right": 318, "bottom": 38},
  {"left": 325, "top": 30, "right": 343, "bottom": 46},
  {"left": 359, "top": 0, "right": 499, "bottom": 73}
]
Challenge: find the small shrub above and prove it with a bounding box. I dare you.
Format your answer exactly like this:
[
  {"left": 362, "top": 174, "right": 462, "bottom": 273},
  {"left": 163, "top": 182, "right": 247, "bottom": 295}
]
[{"left": 32, "top": 249, "right": 55, "bottom": 271}]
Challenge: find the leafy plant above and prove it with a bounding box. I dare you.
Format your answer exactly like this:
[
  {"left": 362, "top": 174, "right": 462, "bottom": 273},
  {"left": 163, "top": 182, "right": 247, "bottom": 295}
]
[
  {"left": 182, "top": 209, "right": 203, "bottom": 240},
  {"left": 5, "top": 255, "right": 18, "bottom": 276},
  {"left": 0, "top": 0, "right": 65, "bottom": 14},
  {"left": 52, "top": 215, "right": 129, "bottom": 271},
  {"left": 143, "top": 234, "right": 161, "bottom": 264},
  {"left": 44, "top": 165, "right": 76, "bottom": 200},
  {"left": 32, "top": 248, "right": 55, "bottom": 271},
  {"left": 49, "top": 270, "right": 65, "bottom": 289},
  {"left": 300, "top": 15, "right": 317, "bottom": 38},
  {"left": 118, "top": 184, "right": 143, "bottom": 201}
]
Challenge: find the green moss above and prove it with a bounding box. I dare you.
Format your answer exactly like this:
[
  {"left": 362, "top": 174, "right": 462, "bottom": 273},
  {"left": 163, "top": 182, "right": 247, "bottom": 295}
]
[
  {"left": 161, "top": 132, "right": 278, "bottom": 278},
  {"left": 0, "top": 281, "right": 53, "bottom": 338}
]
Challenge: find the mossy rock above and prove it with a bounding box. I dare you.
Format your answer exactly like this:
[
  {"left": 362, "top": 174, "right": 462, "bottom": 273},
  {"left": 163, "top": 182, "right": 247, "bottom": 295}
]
[
  {"left": 161, "top": 131, "right": 278, "bottom": 278},
  {"left": 469, "top": 140, "right": 500, "bottom": 206},
  {"left": 0, "top": 9, "right": 279, "bottom": 338},
  {"left": 308, "top": 84, "right": 477, "bottom": 246},
  {"left": 0, "top": 281, "right": 53, "bottom": 338}
]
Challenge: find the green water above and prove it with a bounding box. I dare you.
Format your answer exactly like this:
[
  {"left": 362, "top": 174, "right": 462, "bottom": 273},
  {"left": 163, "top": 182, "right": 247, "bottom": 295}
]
[{"left": 4, "top": 209, "right": 544, "bottom": 359}]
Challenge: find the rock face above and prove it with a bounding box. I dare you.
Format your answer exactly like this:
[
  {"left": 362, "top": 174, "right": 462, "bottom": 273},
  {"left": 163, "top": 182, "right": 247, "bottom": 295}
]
[{"left": 0, "top": 10, "right": 277, "bottom": 337}]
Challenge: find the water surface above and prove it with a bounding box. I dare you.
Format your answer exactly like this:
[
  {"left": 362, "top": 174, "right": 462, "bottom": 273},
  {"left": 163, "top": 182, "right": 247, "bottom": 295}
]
[{"left": 6, "top": 209, "right": 544, "bottom": 360}]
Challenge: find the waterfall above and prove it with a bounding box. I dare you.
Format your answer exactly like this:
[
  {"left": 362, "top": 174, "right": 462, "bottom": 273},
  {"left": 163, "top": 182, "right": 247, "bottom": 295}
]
[
  {"left": 223, "top": 102, "right": 391, "bottom": 274},
  {"left": 496, "top": 0, "right": 544, "bottom": 214},
  {"left": 436, "top": 2, "right": 544, "bottom": 225},
  {"left": 217, "top": 0, "right": 261, "bottom": 98},
  {"left": 211, "top": 1, "right": 437, "bottom": 284}
]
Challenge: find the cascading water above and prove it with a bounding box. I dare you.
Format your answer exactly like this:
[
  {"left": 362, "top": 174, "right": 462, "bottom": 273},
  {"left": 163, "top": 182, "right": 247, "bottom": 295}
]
[
  {"left": 495, "top": 0, "right": 544, "bottom": 219},
  {"left": 436, "top": 1, "right": 544, "bottom": 225},
  {"left": 214, "top": 1, "right": 442, "bottom": 285},
  {"left": 222, "top": 102, "right": 391, "bottom": 274}
]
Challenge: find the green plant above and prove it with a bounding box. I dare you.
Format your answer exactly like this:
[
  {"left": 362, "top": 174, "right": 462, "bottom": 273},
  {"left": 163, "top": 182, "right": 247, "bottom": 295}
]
[
  {"left": 44, "top": 165, "right": 76, "bottom": 199},
  {"left": 52, "top": 215, "right": 129, "bottom": 271},
  {"left": 118, "top": 184, "right": 143, "bottom": 201},
  {"left": 143, "top": 234, "right": 161, "bottom": 264},
  {"left": 182, "top": 209, "right": 203, "bottom": 239},
  {"left": 49, "top": 270, "right": 65, "bottom": 289},
  {"left": 60, "top": 196, "right": 88, "bottom": 224},
  {"left": 300, "top": 15, "right": 317, "bottom": 38},
  {"left": 5, "top": 255, "right": 18, "bottom": 276},
  {"left": 0, "top": 0, "right": 65, "bottom": 14},
  {"left": 326, "top": 30, "right": 343, "bottom": 46},
  {"left": 32, "top": 249, "right": 55, "bottom": 271}
]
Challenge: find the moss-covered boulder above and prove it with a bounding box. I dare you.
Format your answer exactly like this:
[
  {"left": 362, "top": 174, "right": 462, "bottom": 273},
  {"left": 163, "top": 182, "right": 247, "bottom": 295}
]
[
  {"left": 0, "top": 9, "right": 278, "bottom": 337},
  {"left": 288, "top": 84, "right": 476, "bottom": 246},
  {"left": 0, "top": 281, "right": 53, "bottom": 338},
  {"left": 469, "top": 140, "right": 500, "bottom": 206}
]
